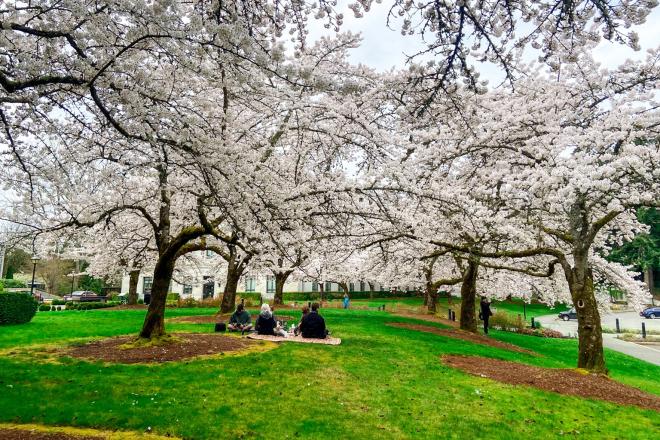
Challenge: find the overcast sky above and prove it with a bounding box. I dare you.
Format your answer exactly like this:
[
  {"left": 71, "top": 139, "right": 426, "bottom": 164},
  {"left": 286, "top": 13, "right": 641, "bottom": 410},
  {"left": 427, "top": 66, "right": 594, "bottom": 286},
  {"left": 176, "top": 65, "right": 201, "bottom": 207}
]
[{"left": 306, "top": 2, "right": 660, "bottom": 82}]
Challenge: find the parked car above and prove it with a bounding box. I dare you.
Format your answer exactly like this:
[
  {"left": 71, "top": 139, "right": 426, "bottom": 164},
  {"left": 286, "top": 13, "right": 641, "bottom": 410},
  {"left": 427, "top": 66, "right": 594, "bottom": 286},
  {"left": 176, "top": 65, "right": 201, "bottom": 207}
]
[
  {"left": 640, "top": 307, "right": 660, "bottom": 319},
  {"left": 558, "top": 308, "right": 577, "bottom": 321},
  {"left": 63, "top": 290, "right": 107, "bottom": 303}
]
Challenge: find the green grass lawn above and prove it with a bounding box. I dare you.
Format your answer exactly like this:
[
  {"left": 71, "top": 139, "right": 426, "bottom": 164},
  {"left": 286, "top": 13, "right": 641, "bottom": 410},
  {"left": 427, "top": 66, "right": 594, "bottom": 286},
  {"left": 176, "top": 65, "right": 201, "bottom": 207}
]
[{"left": 0, "top": 306, "right": 657, "bottom": 439}]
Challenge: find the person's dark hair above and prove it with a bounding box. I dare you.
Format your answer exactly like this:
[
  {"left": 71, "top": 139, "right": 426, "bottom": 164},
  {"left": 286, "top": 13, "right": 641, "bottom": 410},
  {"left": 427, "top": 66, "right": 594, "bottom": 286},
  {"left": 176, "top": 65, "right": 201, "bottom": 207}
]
[
  {"left": 236, "top": 303, "right": 244, "bottom": 312},
  {"left": 311, "top": 302, "right": 319, "bottom": 311},
  {"left": 301, "top": 305, "right": 310, "bottom": 315}
]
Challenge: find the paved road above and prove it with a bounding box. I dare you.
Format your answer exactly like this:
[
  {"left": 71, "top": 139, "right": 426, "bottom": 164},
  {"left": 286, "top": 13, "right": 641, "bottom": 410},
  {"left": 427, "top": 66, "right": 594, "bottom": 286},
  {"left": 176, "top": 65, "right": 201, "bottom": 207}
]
[{"left": 537, "top": 312, "right": 660, "bottom": 366}]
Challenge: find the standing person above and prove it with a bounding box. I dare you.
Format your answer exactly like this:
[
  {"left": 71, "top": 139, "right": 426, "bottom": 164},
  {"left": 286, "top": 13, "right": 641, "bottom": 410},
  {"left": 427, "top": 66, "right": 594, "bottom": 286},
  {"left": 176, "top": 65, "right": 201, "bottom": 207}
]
[
  {"left": 480, "top": 297, "right": 493, "bottom": 334},
  {"left": 343, "top": 292, "right": 350, "bottom": 309},
  {"left": 300, "top": 302, "right": 327, "bottom": 339},
  {"left": 227, "top": 303, "right": 252, "bottom": 333}
]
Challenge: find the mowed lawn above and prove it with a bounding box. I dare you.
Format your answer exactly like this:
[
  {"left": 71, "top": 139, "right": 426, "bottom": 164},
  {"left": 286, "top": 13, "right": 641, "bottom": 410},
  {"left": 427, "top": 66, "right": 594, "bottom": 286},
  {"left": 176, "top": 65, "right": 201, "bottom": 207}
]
[{"left": 0, "top": 306, "right": 658, "bottom": 439}]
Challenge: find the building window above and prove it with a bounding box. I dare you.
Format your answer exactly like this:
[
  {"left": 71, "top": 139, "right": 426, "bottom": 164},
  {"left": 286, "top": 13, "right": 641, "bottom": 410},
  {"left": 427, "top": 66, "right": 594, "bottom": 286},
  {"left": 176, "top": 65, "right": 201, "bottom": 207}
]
[
  {"left": 325, "top": 281, "right": 332, "bottom": 292},
  {"left": 349, "top": 282, "right": 355, "bottom": 292},
  {"left": 245, "top": 277, "right": 256, "bottom": 292},
  {"left": 266, "top": 276, "right": 275, "bottom": 293},
  {"left": 183, "top": 284, "right": 192, "bottom": 295},
  {"left": 143, "top": 277, "right": 153, "bottom": 294},
  {"left": 312, "top": 282, "right": 318, "bottom": 292}
]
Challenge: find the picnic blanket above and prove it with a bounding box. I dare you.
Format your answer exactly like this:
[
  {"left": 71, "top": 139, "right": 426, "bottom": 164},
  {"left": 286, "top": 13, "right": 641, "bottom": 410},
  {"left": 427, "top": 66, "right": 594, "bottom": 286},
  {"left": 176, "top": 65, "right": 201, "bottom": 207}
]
[{"left": 247, "top": 334, "right": 342, "bottom": 345}]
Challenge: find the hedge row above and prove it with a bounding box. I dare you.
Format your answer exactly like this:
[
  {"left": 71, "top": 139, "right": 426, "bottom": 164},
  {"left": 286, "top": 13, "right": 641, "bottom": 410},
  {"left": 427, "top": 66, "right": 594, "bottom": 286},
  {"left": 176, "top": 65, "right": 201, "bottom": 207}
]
[
  {"left": 59, "top": 301, "right": 120, "bottom": 311},
  {"left": 0, "top": 279, "right": 28, "bottom": 289},
  {"left": 283, "top": 290, "right": 421, "bottom": 301},
  {"left": 0, "top": 292, "right": 38, "bottom": 324}
]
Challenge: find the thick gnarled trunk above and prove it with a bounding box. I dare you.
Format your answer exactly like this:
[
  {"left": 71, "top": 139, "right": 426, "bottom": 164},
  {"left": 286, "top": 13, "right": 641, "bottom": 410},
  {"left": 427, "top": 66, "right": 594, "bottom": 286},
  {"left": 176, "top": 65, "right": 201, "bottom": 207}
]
[
  {"left": 567, "top": 262, "right": 606, "bottom": 373},
  {"left": 139, "top": 258, "right": 175, "bottom": 339},
  {"left": 128, "top": 269, "right": 140, "bottom": 305},
  {"left": 220, "top": 267, "right": 241, "bottom": 313},
  {"left": 459, "top": 260, "right": 479, "bottom": 333},
  {"left": 273, "top": 271, "right": 290, "bottom": 305}
]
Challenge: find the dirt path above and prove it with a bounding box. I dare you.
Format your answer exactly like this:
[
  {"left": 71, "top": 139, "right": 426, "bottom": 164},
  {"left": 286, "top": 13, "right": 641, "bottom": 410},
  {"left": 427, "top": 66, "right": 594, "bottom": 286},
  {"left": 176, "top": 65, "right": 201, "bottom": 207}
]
[
  {"left": 443, "top": 355, "right": 660, "bottom": 412},
  {"left": 388, "top": 322, "right": 536, "bottom": 355}
]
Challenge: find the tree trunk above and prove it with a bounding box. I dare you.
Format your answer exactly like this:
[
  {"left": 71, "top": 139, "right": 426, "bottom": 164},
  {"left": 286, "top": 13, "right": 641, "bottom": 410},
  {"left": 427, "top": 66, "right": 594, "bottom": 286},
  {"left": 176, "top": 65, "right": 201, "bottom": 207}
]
[
  {"left": 459, "top": 260, "right": 479, "bottom": 333},
  {"left": 427, "top": 290, "right": 438, "bottom": 313},
  {"left": 273, "top": 271, "right": 289, "bottom": 305},
  {"left": 319, "top": 282, "right": 324, "bottom": 303},
  {"left": 338, "top": 281, "right": 348, "bottom": 295},
  {"left": 447, "top": 290, "right": 453, "bottom": 306},
  {"left": 423, "top": 288, "right": 429, "bottom": 306},
  {"left": 368, "top": 282, "right": 374, "bottom": 299},
  {"left": 568, "top": 265, "right": 606, "bottom": 373},
  {"left": 128, "top": 269, "right": 140, "bottom": 305},
  {"left": 139, "top": 257, "right": 175, "bottom": 339},
  {"left": 220, "top": 268, "right": 241, "bottom": 313}
]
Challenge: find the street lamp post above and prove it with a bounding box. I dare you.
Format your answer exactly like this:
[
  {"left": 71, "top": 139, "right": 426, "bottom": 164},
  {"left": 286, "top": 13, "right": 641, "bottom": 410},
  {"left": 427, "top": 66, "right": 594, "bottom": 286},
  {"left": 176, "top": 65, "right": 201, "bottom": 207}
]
[{"left": 30, "top": 256, "right": 40, "bottom": 297}]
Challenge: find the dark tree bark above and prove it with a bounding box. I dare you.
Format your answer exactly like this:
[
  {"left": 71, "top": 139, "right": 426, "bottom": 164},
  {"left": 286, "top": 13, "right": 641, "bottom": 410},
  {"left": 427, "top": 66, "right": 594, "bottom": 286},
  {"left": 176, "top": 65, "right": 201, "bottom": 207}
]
[
  {"left": 273, "top": 270, "right": 292, "bottom": 305},
  {"left": 368, "top": 281, "right": 374, "bottom": 299},
  {"left": 219, "top": 244, "right": 252, "bottom": 314},
  {"left": 319, "top": 281, "right": 324, "bottom": 303},
  {"left": 566, "top": 251, "right": 606, "bottom": 373},
  {"left": 220, "top": 268, "right": 241, "bottom": 313},
  {"left": 337, "top": 281, "right": 348, "bottom": 295},
  {"left": 459, "top": 259, "right": 479, "bottom": 333},
  {"left": 128, "top": 269, "right": 140, "bottom": 305},
  {"left": 139, "top": 257, "right": 175, "bottom": 339}
]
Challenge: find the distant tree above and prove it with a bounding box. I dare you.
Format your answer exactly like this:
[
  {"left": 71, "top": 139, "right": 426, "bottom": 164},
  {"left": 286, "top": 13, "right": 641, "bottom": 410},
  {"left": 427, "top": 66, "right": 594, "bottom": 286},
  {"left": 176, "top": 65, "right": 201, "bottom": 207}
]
[
  {"left": 2, "top": 247, "right": 31, "bottom": 279},
  {"left": 608, "top": 208, "right": 660, "bottom": 272}
]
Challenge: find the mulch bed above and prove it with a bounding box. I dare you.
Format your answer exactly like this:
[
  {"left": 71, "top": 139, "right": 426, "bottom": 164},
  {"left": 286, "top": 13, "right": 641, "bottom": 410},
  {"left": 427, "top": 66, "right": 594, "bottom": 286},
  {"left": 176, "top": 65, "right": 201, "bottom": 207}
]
[
  {"left": 0, "top": 429, "right": 101, "bottom": 440},
  {"left": 103, "top": 304, "right": 147, "bottom": 311},
  {"left": 388, "top": 322, "right": 535, "bottom": 355},
  {"left": 66, "top": 333, "right": 258, "bottom": 364},
  {"left": 394, "top": 312, "right": 460, "bottom": 328},
  {"left": 442, "top": 355, "right": 660, "bottom": 412},
  {"left": 170, "top": 314, "right": 293, "bottom": 324},
  {"left": 247, "top": 334, "right": 342, "bottom": 345}
]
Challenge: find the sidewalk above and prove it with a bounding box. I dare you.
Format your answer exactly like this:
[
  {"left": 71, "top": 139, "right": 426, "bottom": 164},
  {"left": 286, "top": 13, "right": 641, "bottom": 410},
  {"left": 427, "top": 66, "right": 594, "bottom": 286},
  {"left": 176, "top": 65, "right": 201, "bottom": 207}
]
[
  {"left": 536, "top": 314, "right": 660, "bottom": 366},
  {"left": 602, "top": 334, "right": 660, "bottom": 366}
]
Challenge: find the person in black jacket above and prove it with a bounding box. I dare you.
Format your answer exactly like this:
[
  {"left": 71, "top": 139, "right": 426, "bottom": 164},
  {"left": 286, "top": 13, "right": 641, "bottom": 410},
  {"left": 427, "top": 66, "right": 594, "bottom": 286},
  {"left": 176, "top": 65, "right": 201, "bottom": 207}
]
[
  {"left": 480, "top": 297, "right": 493, "bottom": 334},
  {"left": 299, "top": 302, "right": 327, "bottom": 339},
  {"left": 255, "top": 303, "right": 277, "bottom": 335}
]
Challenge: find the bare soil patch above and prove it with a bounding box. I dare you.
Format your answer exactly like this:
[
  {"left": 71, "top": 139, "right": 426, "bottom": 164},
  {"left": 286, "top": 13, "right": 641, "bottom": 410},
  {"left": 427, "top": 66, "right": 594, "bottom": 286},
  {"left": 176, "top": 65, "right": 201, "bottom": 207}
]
[
  {"left": 170, "top": 314, "right": 293, "bottom": 324},
  {"left": 388, "top": 322, "right": 535, "bottom": 355},
  {"left": 66, "top": 333, "right": 259, "bottom": 363},
  {"left": 442, "top": 355, "right": 660, "bottom": 412},
  {"left": 103, "top": 304, "right": 147, "bottom": 311},
  {"left": 0, "top": 429, "right": 101, "bottom": 440}
]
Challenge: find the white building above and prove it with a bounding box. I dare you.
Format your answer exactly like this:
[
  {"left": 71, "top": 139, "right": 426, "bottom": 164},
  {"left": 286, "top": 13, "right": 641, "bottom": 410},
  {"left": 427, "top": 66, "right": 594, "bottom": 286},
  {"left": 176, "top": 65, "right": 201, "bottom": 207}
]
[{"left": 120, "top": 251, "right": 390, "bottom": 300}]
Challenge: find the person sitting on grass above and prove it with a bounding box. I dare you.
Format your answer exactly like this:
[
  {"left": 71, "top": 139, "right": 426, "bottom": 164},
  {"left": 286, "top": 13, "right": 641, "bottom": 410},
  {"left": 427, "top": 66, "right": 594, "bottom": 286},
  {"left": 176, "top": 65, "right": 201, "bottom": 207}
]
[
  {"left": 228, "top": 303, "right": 252, "bottom": 333},
  {"left": 294, "top": 305, "right": 310, "bottom": 336},
  {"left": 255, "top": 303, "right": 287, "bottom": 336},
  {"left": 299, "top": 302, "right": 327, "bottom": 339}
]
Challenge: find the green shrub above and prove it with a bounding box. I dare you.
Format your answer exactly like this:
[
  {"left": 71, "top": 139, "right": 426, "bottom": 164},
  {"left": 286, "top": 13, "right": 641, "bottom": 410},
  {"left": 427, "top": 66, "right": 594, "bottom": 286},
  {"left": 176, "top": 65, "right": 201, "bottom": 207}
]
[
  {"left": 0, "top": 279, "right": 28, "bottom": 289},
  {"left": 488, "top": 311, "right": 524, "bottom": 331},
  {"left": 52, "top": 299, "right": 67, "bottom": 305},
  {"left": 38, "top": 304, "right": 51, "bottom": 312},
  {"left": 0, "top": 292, "right": 39, "bottom": 324},
  {"left": 65, "top": 301, "right": 119, "bottom": 311},
  {"left": 138, "top": 299, "right": 144, "bottom": 304}
]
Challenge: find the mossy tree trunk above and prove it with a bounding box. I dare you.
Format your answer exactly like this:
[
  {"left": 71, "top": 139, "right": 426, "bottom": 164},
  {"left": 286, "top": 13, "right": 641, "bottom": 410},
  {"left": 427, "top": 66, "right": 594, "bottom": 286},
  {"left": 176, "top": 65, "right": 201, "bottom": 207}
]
[
  {"left": 459, "top": 259, "right": 479, "bottom": 333},
  {"left": 128, "top": 269, "right": 140, "bottom": 305}
]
